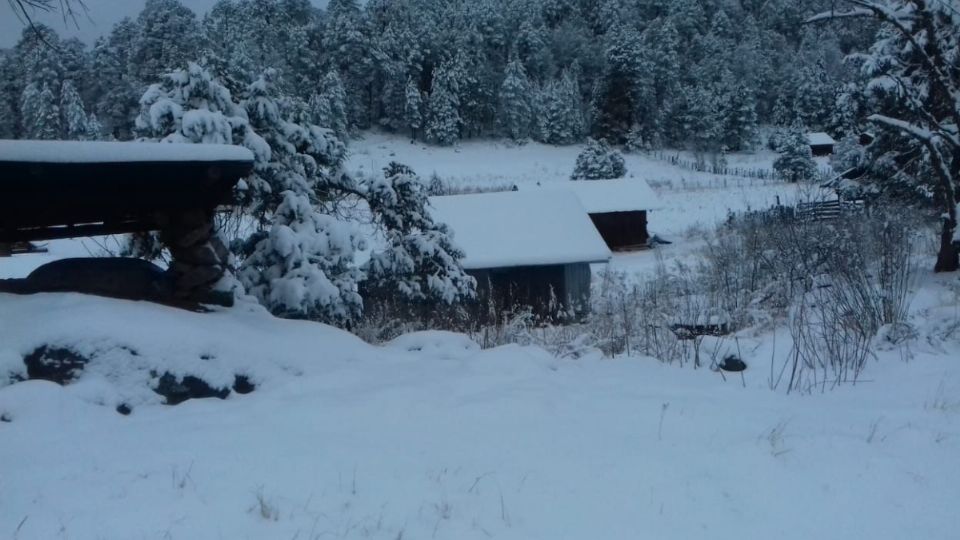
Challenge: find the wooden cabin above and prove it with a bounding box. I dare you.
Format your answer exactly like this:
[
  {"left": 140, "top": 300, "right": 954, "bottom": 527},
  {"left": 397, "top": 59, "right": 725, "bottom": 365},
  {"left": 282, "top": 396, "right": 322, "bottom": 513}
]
[
  {"left": 0, "top": 140, "right": 253, "bottom": 306},
  {"left": 429, "top": 191, "right": 611, "bottom": 321},
  {"left": 807, "top": 132, "right": 836, "bottom": 156},
  {"left": 522, "top": 179, "right": 661, "bottom": 251}
]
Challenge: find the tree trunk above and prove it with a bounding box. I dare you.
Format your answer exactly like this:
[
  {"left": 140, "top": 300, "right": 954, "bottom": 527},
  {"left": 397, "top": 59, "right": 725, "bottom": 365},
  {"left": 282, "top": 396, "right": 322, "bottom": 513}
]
[{"left": 934, "top": 217, "right": 959, "bottom": 273}]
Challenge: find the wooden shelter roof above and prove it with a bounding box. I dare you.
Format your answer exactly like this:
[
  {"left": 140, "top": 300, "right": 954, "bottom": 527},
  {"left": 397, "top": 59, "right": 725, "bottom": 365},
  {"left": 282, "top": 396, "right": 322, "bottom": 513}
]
[{"left": 0, "top": 141, "right": 254, "bottom": 243}]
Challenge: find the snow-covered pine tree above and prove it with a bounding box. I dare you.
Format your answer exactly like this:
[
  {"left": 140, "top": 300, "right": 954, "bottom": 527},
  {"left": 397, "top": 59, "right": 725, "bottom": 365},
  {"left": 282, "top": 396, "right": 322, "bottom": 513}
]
[
  {"left": 0, "top": 54, "right": 15, "bottom": 138},
  {"left": 322, "top": 0, "right": 376, "bottom": 130},
  {"left": 364, "top": 162, "right": 475, "bottom": 305},
  {"left": 719, "top": 78, "right": 759, "bottom": 152},
  {"left": 85, "top": 113, "right": 105, "bottom": 140},
  {"left": 773, "top": 122, "right": 818, "bottom": 183},
  {"left": 60, "top": 80, "right": 88, "bottom": 140},
  {"left": 571, "top": 138, "right": 626, "bottom": 180},
  {"left": 498, "top": 58, "right": 533, "bottom": 142},
  {"left": 137, "top": 62, "right": 364, "bottom": 323},
  {"left": 136, "top": 62, "right": 261, "bottom": 149},
  {"left": 810, "top": 0, "right": 960, "bottom": 271},
  {"left": 309, "top": 71, "right": 349, "bottom": 141},
  {"left": 425, "top": 60, "right": 462, "bottom": 146},
  {"left": 240, "top": 190, "right": 364, "bottom": 324},
  {"left": 19, "top": 83, "right": 41, "bottom": 139},
  {"left": 26, "top": 84, "right": 62, "bottom": 140},
  {"left": 592, "top": 25, "right": 645, "bottom": 143},
  {"left": 237, "top": 69, "right": 364, "bottom": 323},
  {"left": 0, "top": 94, "right": 12, "bottom": 138},
  {"left": 538, "top": 70, "right": 584, "bottom": 145},
  {"left": 130, "top": 0, "right": 202, "bottom": 84},
  {"left": 403, "top": 77, "right": 423, "bottom": 139},
  {"left": 89, "top": 18, "right": 142, "bottom": 140},
  {"left": 514, "top": 20, "right": 554, "bottom": 82}
]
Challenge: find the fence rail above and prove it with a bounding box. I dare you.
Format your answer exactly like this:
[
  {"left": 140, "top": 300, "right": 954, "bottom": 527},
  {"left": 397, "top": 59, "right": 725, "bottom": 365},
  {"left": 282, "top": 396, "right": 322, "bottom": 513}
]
[{"left": 651, "top": 152, "right": 778, "bottom": 181}]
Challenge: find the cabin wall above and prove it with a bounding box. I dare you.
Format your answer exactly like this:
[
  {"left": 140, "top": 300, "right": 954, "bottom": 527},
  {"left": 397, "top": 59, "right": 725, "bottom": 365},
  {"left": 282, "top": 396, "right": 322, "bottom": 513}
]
[
  {"left": 470, "top": 263, "right": 593, "bottom": 322},
  {"left": 810, "top": 144, "right": 834, "bottom": 157},
  {"left": 589, "top": 211, "right": 649, "bottom": 251}
]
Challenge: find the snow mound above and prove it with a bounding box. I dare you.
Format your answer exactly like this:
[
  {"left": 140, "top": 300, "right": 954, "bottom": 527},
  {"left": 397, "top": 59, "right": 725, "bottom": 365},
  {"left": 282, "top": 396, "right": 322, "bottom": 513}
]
[
  {"left": 385, "top": 330, "right": 480, "bottom": 360},
  {"left": 0, "top": 292, "right": 369, "bottom": 409}
]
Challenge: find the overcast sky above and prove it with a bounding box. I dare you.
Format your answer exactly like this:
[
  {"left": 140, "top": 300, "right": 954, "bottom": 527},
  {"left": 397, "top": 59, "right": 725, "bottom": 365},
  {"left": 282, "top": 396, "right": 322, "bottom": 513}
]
[{"left": 1, "top": 0, "right": 329, "bottom": 48}]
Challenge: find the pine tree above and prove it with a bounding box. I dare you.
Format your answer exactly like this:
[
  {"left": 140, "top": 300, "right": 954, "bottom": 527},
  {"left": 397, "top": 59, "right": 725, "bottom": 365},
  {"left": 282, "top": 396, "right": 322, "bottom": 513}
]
[
  {"left": 239, "top": 190, "right": 365, "bottom": 324},
  {"left": 322, "top": 0, "right": 377, "bottom": 129},
  {"left": 719, "top": 78, "right": 759, "bottom": 152},
  {"left": 0, "top": 94, "right": 13, "bottom": 138},
  {"left": 309, "top": 71, "right": 349, "bottom": 141},
  {"left": 22, "top": 83, "right": 62, "bottom": 140},
  {"left": 19, "top": 83, "right": 41, "bottom": 138},
  {"left": 85, "top": 113, "right": 105, "bottom": 140},
  {"left": 538, "top": 70, "right": 584, "bottom": 145},
  {"left": 425, "top": 60, "right": 461, "bottom": 146},
  {"left": 90, "top": 18, "right": 142, "bottom": 140},
  {"left": 364, "top": 162, "right": 476, "bottom": 304},
  {"left": 773, "top": 122, "right": 818, "bottom": 183},
  {"left": 60, "top": 80, "right": 88, "bottom": 140},
  {"left": 593, "top": 25, "right": 645, "bottom": 142},
  {"left": 130, "top": 0, "right": 202, "bottom": 84},
  {"left": 498, "top": 58, "right": 533, "bottom": 141},
  {"left": 403, "top": 77, "right": 423, "bottom": 139}
]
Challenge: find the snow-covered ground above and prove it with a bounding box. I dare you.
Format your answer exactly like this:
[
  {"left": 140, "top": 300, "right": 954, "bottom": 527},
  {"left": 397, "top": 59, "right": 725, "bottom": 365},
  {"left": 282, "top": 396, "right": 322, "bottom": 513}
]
[
  {"left": 2, "top": 134, "right": 958, "bottom": 539},
  {"left": 1, "top": 286, "right": 959, "bottom": 539}
]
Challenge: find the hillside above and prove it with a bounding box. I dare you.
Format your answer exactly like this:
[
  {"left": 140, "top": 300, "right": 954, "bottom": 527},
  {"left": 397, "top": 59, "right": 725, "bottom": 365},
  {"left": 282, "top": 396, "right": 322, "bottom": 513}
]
[{"left": 2, "top": 286, "right": 959, "bottom": 540}]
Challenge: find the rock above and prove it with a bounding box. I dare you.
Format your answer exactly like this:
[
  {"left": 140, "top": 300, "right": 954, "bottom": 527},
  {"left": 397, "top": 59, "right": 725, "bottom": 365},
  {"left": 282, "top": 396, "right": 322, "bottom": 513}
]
[
  {"left": 153, "top": 372, "right": 230, "bottom": 405},
  {"left": 232, "top": 375, "right": 255, "bottom": 395},
  {"left": 169, "top": 263, "right": 225, "bottom": 293},
  {"left": 23, "top": 346, "right": 90, "bottom": 385},
  {"left": 18, "top": 258, "right": 173, "bottom": 301},
  {"left": 116, "top": 403, "right": 133, "bottom": 416},
  {"left": 718, "top": 355, "right": 747, "bottom": 372}
]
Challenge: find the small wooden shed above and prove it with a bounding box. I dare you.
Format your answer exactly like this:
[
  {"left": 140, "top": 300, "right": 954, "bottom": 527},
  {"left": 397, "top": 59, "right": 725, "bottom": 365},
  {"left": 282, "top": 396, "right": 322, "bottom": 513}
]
[
  {"left": 522, "top": 179, "right": 662, "bottom": 251},
  {"left": 807, "top": 132, "right": 836, "bottom": 156},
  {"left": 429, "top": 191, "right": 611, "bottom": 321}
]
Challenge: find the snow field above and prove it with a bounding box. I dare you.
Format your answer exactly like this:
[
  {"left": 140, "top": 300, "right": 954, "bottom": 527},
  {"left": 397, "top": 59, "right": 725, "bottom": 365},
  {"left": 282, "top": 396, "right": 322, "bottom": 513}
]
[
  {"left": 1, "top": 290, "right": 958, "bottom": 540},
  {"left": 0, "top": 134, "right": 957, "bottom": 539}
]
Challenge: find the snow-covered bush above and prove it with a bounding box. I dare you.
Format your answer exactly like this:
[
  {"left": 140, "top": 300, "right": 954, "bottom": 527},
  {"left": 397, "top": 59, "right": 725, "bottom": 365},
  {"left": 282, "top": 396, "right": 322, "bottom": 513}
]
[
  {"left": 773, "top": 123, "right": 818, "bottom": 183},
  {"left": 239, "top": 191, "right": 364, "bottom": 324},
  {"left": 571, "top": 138, "right": 627, "bottom": 180}
]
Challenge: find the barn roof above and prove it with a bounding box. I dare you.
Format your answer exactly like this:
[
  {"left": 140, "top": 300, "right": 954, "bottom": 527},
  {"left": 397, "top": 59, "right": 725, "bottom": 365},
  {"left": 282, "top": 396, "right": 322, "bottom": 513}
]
[
  {"left": 520, "top": 178, "right": 662, "bottom": 214},
  {"left": 807, "top": 132, "right": 836, "bottom": 146},
  {"left": 428, "top": 191, "right": 612, "bottom": 270}
]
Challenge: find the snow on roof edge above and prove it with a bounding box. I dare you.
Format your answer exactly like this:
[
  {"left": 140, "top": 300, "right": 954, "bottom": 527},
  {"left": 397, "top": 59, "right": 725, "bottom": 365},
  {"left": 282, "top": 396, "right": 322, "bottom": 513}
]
[
  {"left": 518, "top": 178, "right": 663, "bottom": 213},
  {"left": 806, "top": 132, "right": 836, "bottom": 146},
  {"left": 0, "top": 140, "right": 254, "bottom": 164}
]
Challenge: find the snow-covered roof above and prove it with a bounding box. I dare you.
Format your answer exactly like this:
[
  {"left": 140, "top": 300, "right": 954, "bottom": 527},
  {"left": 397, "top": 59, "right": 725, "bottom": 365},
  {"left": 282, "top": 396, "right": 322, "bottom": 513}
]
[
  {"left": 0, "top": 140, "right": 254, "bottom": 164},
  {"left": 428, "top": 191, "right": 612, "bottom": 270},
  {"left": 806, "top": 132, "right": 836, "bottom": 146},
  {"left": 519, "top": 179, "right": 662, "bottom": 214}
]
